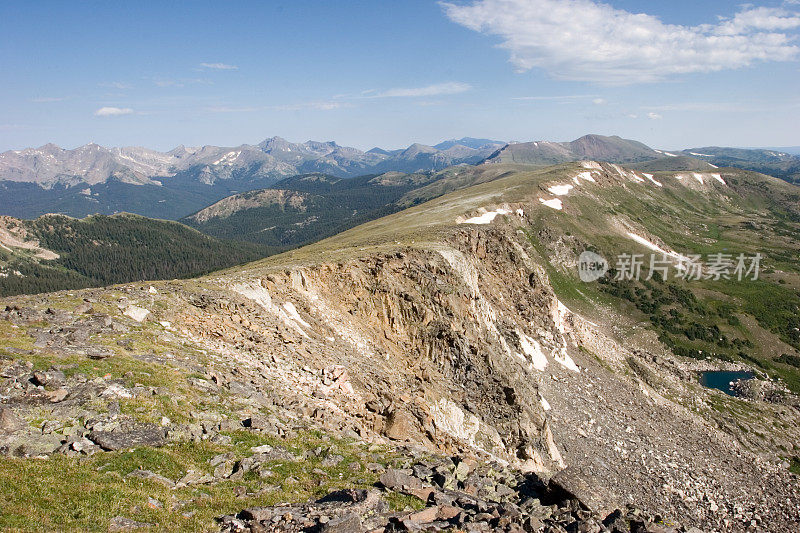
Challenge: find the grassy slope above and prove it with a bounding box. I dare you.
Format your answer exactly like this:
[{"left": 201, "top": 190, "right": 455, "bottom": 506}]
[
  {"left": 228, "top": 162, "right": 800, "bottom": 390},
  {"left": 1, "top": 161, "right": 798, "bottom": 529},
  {"left": 0, "top": 288, "right": 419, "bottom": 531},
  {"left": 0, "top": 214, "right": 270, "bottom": 297}
]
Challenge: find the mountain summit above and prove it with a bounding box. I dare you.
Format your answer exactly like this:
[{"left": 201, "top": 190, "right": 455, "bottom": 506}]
[{"left": 485, "top": 134, "right": 662, "bottom": 165}]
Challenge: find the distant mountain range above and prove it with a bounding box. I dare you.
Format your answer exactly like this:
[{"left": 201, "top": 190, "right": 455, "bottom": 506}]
[
  {"left": 484, "top": 135, "right": 661, "bottom": 165},
  {"left": 1, "top": 134, "right": 797, "bottom": 220},
  {"left": 484, "top": 136, "right": 800, "bottom": 183},
  {"left": 0, "top": 137, "right": 504, "bottom": 219}
]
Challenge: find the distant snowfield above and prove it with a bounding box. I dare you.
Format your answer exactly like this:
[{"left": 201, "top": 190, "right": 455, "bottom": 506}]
[
  {"left": 213, "top": 151, "right": 241, "bottom": 166},
  {"left": 643, "top": 173, "right": 663, "bottom": 187},
  {"left": 672, "top": 172, "right": 726, "bottom": 186},
  {"left": 547, "top": 184, "right": 573, "bottom": 196},
  {"left": 676, "top": 172, "right": 726, "bottom": 186},
  {"left": 626, "top": 232, "right": 687, "bottom": 261},
  {"left": 539, "top": 198, "right": 563, "bottom": 210},
  {"left": 461, "top": 208, "right": 512, "bottom": 224},
  {"left": 610, "top": 164, "right": 645, "bottom": 183}
]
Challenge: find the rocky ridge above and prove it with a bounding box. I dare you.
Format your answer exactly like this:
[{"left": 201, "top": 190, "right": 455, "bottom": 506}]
[{"left": 0, "top": 161, "right": 798, "bottom": 530}]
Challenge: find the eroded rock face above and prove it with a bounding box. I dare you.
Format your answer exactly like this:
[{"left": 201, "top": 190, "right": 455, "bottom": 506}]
[
  {"left": 2, "top": 222, "right": 798, "bottom": 531},
  {"left": 212, "top": 228, "right": 580, "bottom": 472}
]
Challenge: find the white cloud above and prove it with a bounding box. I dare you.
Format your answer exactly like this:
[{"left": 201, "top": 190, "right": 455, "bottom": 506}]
[
  {"left": 204, "top": 101, "right": 351, "bottom": 113},
  {"left": 648, "top": 112, "right": 663, "bottom": 120},
  {"left": 441, "top": 0, "right": 800, "bottom": 83},
  {"left": 94, "top": 107, "right": 134, "bottom": 117},
  {"left": 370, "top": 82, "right": 472, "bottom": 98},
  {"left": 151, "top": 77, "right": 211, "bottom": 88},
  {"left": 512, "top": 94, "right": 597, "bottom": 101},
  {"left": 593, "top": 98, "right": 607, "bottom": 105},
  {"left": 99, "top": 81, "right": 132, "bottom": 90},
  {"left": 275, "top": 101, "right": 351, "bottom": 111},
  {"left": 204, "top": 106, "right": 262, "bottom": 113},
  {"left": 199, "top": 62, "right": 238, "bottom": 70}
]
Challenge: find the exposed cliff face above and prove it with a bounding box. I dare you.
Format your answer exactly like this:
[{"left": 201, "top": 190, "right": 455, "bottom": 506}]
[
  {"left": 173, "top": 227, "right": 577, "bottom": 473},
  {"left": 2, "top": 161, "right": 799, "bottom": 531}
]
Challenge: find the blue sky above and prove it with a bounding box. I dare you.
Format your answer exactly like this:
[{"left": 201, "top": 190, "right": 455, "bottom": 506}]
[{"left": 1, "top": 0, "right": 799, "bottom": 151}]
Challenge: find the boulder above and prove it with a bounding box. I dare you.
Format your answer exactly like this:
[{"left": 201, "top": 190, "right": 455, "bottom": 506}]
[
  {"left": 548, "top": 467, "right": 606, "bottom": 514},
  {"left": 123, "top": 306, "right": 150, "bottom": 323},
  {"left": 89, "top": 424, "right": 167, "bottom": 451},
  {"left": 380, "top": 468, "right": 424, "bottom": 491},
  {"left": 0, "top": 408, "right": 23, "bottom": 432},
  {"left": 321, "top": 513, "right": 362, "bottom": 533}
]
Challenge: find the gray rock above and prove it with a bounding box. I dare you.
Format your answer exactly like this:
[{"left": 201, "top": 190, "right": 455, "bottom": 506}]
[
  {"left": 89, "top": 425, "right": 167, "bottom": 451},
  {"left": 321, "top": 512, "right": 363, "bottom": 533},
  {"left": 548, "top": 467, "right": 606, "bottom": 514},
  {"left": 321, "top": 454, "right": 344, "bottom": 467},
  {"left": 126, "top": 468, "right": 175, "bottom": 488},
  {"left": 380, "top": 468, "right": 424, "bottom": 491},
  {"left": 0, "top": 407, "right": 23, "bottom": 432},
  {"left": 108, "top": 516, "right": 152, "bottom": 531}
]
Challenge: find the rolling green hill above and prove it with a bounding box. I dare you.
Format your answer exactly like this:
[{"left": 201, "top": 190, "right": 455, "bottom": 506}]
[
  {"left": 0, "top": 214, "right": 269, "bottom": 296},
  {"left": 181, "top": 171, "right": 442, "bottom": 247},
  {"left": 679, "top": 147, "right": 800, "bottom": 183}
]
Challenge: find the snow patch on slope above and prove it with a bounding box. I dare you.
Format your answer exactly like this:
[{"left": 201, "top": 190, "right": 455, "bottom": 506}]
[
  {"left": 460, "top": 208, "right": 512, "bottom": 224},
  {"left": 212, "top": 151, "right": 241, "bottom": 166},
  {"left": 547, "top": 184, "right": 573, "bottom": 196},
  {"left": 539, "top": 198, "right": 563, "bottom": 210},
  {"left": 519, "top": 333, "right": 548, "bottom": 371},
  {"left": 626, "top": 232, "right": 686, "bottom": 261},
  {"left": 643, "top": 173, "right": 663, "bottom": 187}
]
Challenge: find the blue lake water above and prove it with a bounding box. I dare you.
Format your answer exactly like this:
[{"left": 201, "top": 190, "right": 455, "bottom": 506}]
[{"left": 700, "top": 371, "right": 754, "bottom": 396}]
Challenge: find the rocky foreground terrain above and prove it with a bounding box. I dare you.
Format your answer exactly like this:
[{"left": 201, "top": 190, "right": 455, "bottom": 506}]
[{"left": 0, "top": 161, "right": 798, "bottom": 531}]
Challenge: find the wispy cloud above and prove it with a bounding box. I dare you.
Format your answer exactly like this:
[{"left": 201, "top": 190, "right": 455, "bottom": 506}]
[
  {"left": 644, "top": 101, "right": 799, "bottom": 113},
  {"left": 199, "top": 62, "right": 239, "bottom": 70},
  {"left": 30, "top": 97, "right": 65, "bottom": 103},
  {"left": 151, "top": 77, "right": 212, "bottom": 88},
  {"left": 368, "top": 82, "right": 472, "bottom": 98},
  {"left": 647, "top": 112, "right": 663, "bottom": 120},
  {"left": 512, "top": 94, "right": 598, "bottom": 101},
  {"left": 441, "top": 0, "right": 800, "bottom": 84},
  {"left": 275, "top": 101, "right": 351, "bottom": 111},
  {"left": 204, "top": 101, "right": 350, "bottom": 113},
  {"left": 94, "top": 107, "right": 134, "bottom": 117},
  {"left": 99, "top": 81, "right": 132, "bottom": 90},
  {"left": 204, "top": 105, "right": 262, "bottom": 113}
]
